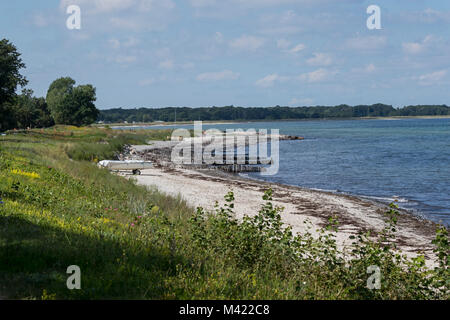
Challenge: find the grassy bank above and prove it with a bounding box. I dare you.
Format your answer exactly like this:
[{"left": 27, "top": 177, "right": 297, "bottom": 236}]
[{"left": 0, "top": 126, "right": 448, "bottom": 299}]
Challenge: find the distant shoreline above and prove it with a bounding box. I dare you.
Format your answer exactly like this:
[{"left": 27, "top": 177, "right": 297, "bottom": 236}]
[{"left": 97, "top": 115, "right": 450, "bottom": 128}]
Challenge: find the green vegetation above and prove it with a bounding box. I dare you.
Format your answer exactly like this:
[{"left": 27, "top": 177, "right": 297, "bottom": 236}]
[
  {"left": 0, "top": 38, "right": 99, "bottom": 131},
  {"left": 13, "top": 89, "right": 54, "bottom": 129},
  {"left": 99, "top": 104, "right": 450, "bottom": 123},
  {"left": 46, "top": 77, "right": 98, "bottom": 126},
  {"left": 0, "top": 127, "right": 448, "bottom": 299},
  {"left": 0, "top": 39, "right": 29, "bottom": 132}
]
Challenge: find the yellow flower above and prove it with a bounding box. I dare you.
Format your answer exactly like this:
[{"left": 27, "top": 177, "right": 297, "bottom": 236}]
[
  {"left": 10, "top": 168, "right": 40, "bottom": 179},
  {"left": 151, "top": 206, "right": 160, "bottom": 214}
]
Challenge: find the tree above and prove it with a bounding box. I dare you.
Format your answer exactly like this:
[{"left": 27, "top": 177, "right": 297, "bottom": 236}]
[
  {"left": 0, "top": 39, "right": 28, "bottom": 131},
  {"left": 46, "top": 77, "right": 99, "bottom": 126},
  {"left": 15, "top": 89, "right": 54, "bottom": 129}
]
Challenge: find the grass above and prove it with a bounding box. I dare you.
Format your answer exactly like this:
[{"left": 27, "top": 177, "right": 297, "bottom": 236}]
[{"left": 0, "top": 126, "right": 448, "bottom": 300}]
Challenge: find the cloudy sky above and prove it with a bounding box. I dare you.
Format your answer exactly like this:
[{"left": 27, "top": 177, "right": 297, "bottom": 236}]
[{"left": 2, "top": 0, "right": 450, "bottom": 109}]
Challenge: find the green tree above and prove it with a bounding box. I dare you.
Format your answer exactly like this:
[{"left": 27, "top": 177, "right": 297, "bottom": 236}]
[
  {"left": 15, "top": 89, "right": 54, "bottom": 129},
  {"left": 0, "top": 39, "right": 28, "bottom": 131},
  {"left": 46, "top": 77, "right": 99, "bottom": 126}
]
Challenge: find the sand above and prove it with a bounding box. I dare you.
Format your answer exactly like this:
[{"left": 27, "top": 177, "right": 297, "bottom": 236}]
[{"left": 128, "top": 165, "right": 440, "bottom": 267}]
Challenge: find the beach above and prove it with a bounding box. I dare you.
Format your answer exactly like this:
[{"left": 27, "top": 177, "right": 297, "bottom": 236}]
[{"left": 128, "top": 162, "right": 439, "bottom": 266}]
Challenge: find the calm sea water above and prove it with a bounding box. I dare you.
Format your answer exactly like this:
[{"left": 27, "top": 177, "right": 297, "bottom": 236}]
[{"left": 117, "top": 118, "right": 450, "bottom": 225}]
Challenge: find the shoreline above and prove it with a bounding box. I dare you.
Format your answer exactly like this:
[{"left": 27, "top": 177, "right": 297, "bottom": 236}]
[
  {"left": 125, "top": 159, "right": 441, "bottom": 267},
  {"left": 238, "top": 171, "right": 435, "bottom": 224},
  {"left": 99, "top": 115, "right": 450, "bottom": 128}
]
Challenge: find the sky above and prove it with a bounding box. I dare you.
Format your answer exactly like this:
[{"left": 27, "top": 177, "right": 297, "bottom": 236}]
[{"left": 1, "top": 0, "right": 450, "bottom": 109}]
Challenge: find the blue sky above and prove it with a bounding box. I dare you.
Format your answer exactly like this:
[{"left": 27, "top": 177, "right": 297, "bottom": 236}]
[{"left": 2, "top": 0, "right": 450, "bottom": 109}]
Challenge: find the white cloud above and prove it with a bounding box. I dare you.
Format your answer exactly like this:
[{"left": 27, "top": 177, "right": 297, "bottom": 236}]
[
  {"left": 197, "top": 70, "right": 240, "bottom": 81},
  {"left": 346, "top": 36, "right": 387, "bottom": 51},
  {"left": 414, "top": 8, "right": 450, "bottom": 23},
  {"left": 403, "top": 42, "right": 424, "bottom": 54},
  {"left": 416, "top": 70, "right": 447, "bottom": 86},
  {"left": 108, "top": 37, "right": 139, "bottom": 49},
  {"left": 255, "top": 73, "right": 290, "bottom": 87},
  {"left": 255, "top": 74, "right": 280, "bottom": 87},
  {"left": 402, "top": 35, "right": 440, "bottom": 55},
  {"left": 307, "top": 53, "right": 332, "bottom": 66},
  {"left": 230, "top": 35, "right": 265, "bottom": 51},
  {"left": 256, "top": 68, "right": 334, "bottom": 87},
  {"left": 298, "top": 68, "right": 334, "bottom": 83},
  {"left": 288, "top": 43, "right": 306, "bottom": 54},
  {"left": 351, "top": 63, "right": 376, "bottom": 74}
]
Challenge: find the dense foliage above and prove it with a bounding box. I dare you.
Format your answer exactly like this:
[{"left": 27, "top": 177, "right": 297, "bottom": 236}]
[
  {"left": 0, "top": 39, "right": 27, "bottom": 105},
  {"left": 99, "top": 104, "right": 450, "bottom": 123},
  {"left": 0, "top": 127, "right": 448, "bottom": 299},
  {"left": 0, "top": 39, "right": 28, "bottom": 131},
  {"left": 46, "top": 77, "right": 99, "bottom": 126},
  {"left": 13, "top": 89, "right": 54, "bottom": 129}
]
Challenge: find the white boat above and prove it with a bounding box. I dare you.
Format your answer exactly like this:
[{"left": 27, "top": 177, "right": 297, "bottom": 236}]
[{"left": 98, "top": 160, "right": 153, "bottom": 175}]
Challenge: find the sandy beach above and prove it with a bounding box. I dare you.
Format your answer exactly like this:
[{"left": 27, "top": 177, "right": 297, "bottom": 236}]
[{"left": 128, "top": 164, "right": 439, "bottom": 266}]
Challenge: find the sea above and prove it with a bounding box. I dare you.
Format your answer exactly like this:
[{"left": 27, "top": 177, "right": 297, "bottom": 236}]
[{"left": 114, "top": 118, "right": 450, "bottom": 225}]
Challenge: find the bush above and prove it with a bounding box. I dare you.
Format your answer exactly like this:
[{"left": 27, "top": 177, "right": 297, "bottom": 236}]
[{"left": 184, "top": 190, "right": 449, "bottom": 299}]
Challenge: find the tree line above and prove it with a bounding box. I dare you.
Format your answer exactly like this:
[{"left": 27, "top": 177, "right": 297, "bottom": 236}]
[
  {"left": 99, "top": 104, "right": 450, "bottom": 123},
  {"left": 0, "top": 39, "right": 98, "bottom": 132},
  {"left": 2, "top": 38, "right": 449, "bottom": 131}
]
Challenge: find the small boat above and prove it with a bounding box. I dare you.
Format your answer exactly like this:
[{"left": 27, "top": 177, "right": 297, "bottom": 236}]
[{"left": 98, "top": 160, "right": 153, "bottom": 175}]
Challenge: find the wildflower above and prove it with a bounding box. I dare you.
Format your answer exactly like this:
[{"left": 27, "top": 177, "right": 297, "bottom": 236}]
[
  {"left": 138, "top": 216, "right": 142, "bottom": 219},
  {"left": 131, "top": 223, "right": 135, "bottom": 227},
  {"left": 151, "top": 206, "right": 159, "bottom": 214},
  {"left": 10, "top": 169, "right": 40, "bottom": 179},
  {"left": 0, "top": 198, "right": 3, "bottom": 205}
]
